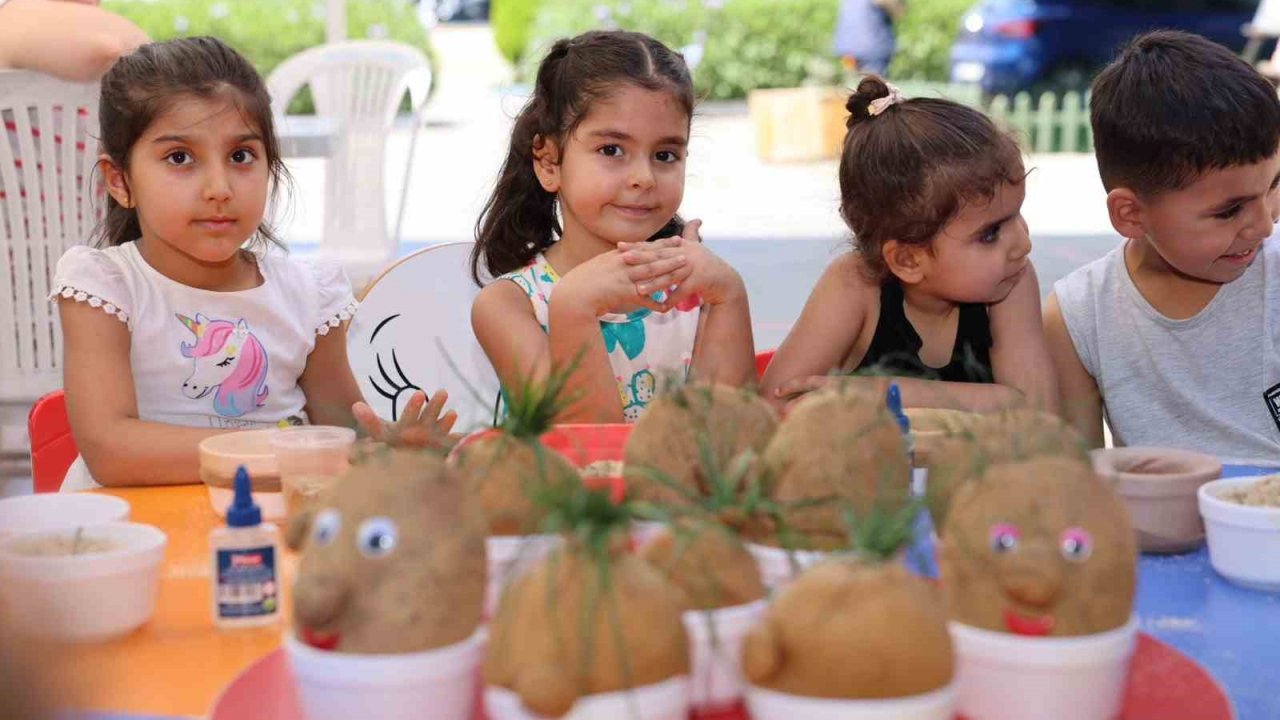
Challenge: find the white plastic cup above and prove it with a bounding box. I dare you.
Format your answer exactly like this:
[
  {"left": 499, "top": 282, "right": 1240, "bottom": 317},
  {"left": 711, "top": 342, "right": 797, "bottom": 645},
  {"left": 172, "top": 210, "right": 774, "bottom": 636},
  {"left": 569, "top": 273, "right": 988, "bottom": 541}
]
[
  {"left": 746, "top": 542, "right": 830, "bottom": 590},
  {"left": 746, "top": 683, "right": 955, "bottom": 720},
  {"left": 485, "top": 534, "right": 561, "bottom": 617},
  {"left": 0, "top": 522, "right": 166, "bottom": 642},
  {"left": 270, "top": 426, "right": 356, "bottom": 522},
  {"left": 484, "top": 676, "right": 690, "bottom": 720},
  {"left": 683, "top": 599, "right": 768, "bottom": 710},
  {"left": 0, "top": 493, "right": 130, "bottom": 541},
  {"left": 285, "top": 629, "right": 483, "bottom": 720},
  {"left": 949, "top": 616, "right": 1138, "bottom": 720},
  {"left": 1199, "top": 477, "right": 1280, "bottom": 591}
]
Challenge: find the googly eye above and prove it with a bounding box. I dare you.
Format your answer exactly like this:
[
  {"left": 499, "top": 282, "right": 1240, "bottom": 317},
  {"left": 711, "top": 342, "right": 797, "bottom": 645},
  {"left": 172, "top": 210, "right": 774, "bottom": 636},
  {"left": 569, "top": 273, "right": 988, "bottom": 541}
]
[
  {"left": 1060, "top": 528, "right": 1093, "bottom": 563},
  {"left": 312, "top": 509, "right": 341, "bottom": 547},
  {"left": 357, "top": 517, "right": 399, "bottom": 558},
  {"left": 989, "top": 523, "right": 1021, "bottom": 553}
]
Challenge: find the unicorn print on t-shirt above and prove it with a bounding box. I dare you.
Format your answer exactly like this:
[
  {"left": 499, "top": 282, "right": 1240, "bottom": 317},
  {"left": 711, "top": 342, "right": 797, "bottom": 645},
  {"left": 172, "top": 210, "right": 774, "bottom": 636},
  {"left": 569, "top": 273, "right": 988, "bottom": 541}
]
[{"left": 176, "top": 313, "right": 270, "bottom": 417}]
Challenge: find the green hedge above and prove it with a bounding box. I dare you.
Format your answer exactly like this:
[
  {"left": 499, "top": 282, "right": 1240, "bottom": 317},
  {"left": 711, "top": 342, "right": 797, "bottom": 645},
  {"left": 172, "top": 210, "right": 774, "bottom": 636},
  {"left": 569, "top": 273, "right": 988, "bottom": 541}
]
[
  {"left": 889, "top": 0, "right": 972, "bottom": 81},
  {"left": 523, "top": 0, "right": 836, "bottom": 101},
  {"left": 696, "top": 0, "right": 842, "bottom": 100},
  {"left": 523, "top": 0, "right": 709, "bottom": 76},
  {"left": 521, "top": 0, "right": 968, "bottom": 99},
  {"left": 102, "top": 0, "right": 436, "bottom": 113},
  {"left": 492, "top": 0, "right": 544, "bottom": 66}
]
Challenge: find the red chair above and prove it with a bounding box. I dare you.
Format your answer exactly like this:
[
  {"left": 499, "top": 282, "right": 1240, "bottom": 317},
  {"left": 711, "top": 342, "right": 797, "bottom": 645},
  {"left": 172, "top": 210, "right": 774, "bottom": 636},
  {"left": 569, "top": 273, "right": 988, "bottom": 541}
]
[
  {"left": 755, "top": 349, "right": 776, "bottom": 381},
  {"left": 27, "top": 390, "right": 77, "bottom": 493}
]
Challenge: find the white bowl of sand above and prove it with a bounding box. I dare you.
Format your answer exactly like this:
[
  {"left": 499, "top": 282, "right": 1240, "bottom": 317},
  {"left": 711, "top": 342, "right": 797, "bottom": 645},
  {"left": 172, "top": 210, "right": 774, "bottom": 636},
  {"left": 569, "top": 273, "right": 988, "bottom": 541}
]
[
  {"left": 949, "top": 616, "right": 1138, "bottom": 720},
  {"left": 484, "top": 675, "right": 690, "bottom": 720},
  {"left": 746, "top": 683, "right": 955, "bottom": 720},
  {"left": 0, "top": 522, "right": 166, "bottom": 642},
  {"left": 286, "top": 628, "right": 484, "bottom": 720},
  {"left": 684, "top": 599, "right": 768, "bottom": 711},
  {"left": 0, "top": 493, "right": 130, "bottom": 541},
  {"left": 1199, "top": 475, "right": 1280, "bottom": 591}
]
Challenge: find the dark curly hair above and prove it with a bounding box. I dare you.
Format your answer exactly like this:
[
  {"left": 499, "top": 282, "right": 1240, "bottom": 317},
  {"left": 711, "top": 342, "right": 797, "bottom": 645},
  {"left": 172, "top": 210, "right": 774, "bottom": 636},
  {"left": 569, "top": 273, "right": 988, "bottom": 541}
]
[{"left": 839, "top": 75, "right": 1024, "bottom": 282}]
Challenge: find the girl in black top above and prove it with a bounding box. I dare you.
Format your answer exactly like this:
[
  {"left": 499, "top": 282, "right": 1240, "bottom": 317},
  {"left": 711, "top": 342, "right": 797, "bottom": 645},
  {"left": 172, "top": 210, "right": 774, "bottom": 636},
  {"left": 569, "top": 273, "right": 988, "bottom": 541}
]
[{"left": 761, "top": 76, "right": 1058, "bottom": 413}]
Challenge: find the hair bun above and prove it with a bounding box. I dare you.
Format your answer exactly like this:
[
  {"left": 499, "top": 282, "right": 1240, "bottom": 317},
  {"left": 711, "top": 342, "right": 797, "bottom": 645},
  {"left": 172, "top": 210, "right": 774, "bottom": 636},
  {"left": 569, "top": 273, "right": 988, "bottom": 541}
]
[{"left": 846, "top": 75, "right": 894, "bottom": 128}]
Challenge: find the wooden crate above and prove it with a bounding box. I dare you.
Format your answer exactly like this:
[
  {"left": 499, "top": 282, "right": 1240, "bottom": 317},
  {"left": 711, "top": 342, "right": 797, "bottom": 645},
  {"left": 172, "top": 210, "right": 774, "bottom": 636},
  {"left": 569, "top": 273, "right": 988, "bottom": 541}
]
[{"left": 747, "top": 86, "right": 847, "bottom": 163}]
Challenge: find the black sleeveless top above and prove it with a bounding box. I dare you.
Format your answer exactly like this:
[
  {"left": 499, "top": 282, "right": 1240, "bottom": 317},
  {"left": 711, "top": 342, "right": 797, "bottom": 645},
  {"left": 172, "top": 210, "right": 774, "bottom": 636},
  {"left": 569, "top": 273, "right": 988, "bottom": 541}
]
[{"left": 853, "top": 280, "right": 994, "bottom": 383}]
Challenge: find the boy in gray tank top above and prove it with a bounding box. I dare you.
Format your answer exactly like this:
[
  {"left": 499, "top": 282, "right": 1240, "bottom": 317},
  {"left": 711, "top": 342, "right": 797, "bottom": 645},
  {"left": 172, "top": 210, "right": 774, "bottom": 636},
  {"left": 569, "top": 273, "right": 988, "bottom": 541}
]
[{"left": 1044, "top": 30, "right": 1280, "bottom": 467}]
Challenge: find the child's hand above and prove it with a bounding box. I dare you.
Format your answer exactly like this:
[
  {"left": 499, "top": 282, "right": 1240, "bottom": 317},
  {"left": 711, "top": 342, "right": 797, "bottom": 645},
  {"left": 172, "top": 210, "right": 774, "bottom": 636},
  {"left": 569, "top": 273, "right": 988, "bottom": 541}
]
[
  {"left": 775, "top": 374, "right": 894, "bottom": 412},
  {"left": 625, "top": 220, "right": 744, "bottom": 310},
  {"left": 773, "top": 374, "right": 838, "bottom": 412},
  {"left": 555, "top": 236, "right": 692, "bottom": 317},
  {"left": 352, "top": 390, "right": 458, "bottom": 449}
]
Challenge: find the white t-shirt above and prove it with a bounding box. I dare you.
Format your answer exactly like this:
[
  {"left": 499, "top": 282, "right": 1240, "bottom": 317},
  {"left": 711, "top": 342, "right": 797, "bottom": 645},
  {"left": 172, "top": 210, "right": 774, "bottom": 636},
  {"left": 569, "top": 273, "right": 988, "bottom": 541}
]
[
  {"left": 1055, "top": 241, "right": 1280, "bottom": 466},
  {"left": 51, "top": 243, "right": 357, "bottom": 489}
]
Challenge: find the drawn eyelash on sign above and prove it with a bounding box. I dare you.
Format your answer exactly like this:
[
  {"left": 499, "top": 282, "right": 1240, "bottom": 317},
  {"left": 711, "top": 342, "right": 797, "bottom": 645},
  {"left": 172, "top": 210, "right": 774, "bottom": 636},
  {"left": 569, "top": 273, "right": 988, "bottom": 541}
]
[{"left": 366, "top": 314, "right": 425, "bottom": 422}]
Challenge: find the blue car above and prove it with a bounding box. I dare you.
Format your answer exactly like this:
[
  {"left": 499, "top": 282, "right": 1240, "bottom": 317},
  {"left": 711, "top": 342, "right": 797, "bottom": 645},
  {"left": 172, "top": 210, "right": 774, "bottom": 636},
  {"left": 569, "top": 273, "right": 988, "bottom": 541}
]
[{"left": 950, "top": 0, "right": 1259, "bottom": 95}]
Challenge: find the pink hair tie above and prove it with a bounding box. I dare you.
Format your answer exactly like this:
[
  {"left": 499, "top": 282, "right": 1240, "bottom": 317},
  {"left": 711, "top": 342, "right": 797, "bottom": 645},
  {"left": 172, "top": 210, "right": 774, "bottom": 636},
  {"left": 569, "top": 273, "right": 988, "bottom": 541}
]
[{"left": 867, "top": 83, "right": 905, "bottom": 117}]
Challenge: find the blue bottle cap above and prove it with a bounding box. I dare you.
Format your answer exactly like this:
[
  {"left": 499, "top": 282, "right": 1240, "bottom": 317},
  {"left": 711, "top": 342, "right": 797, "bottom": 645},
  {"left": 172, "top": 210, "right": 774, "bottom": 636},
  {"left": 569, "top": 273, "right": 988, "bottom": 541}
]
[
  {"left": 886, "top": 382, "right": 910, "bottom": 436},
  {"left": 226, "top": 465, "right": 262, "bottom": 527}
]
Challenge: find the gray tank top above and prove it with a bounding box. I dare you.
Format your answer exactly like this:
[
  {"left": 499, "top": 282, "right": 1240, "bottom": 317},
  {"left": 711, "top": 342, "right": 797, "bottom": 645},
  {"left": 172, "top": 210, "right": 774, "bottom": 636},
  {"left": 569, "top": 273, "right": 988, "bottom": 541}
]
[{"left": 1055, "top": 242, "right": 1280, "bottom": 467}]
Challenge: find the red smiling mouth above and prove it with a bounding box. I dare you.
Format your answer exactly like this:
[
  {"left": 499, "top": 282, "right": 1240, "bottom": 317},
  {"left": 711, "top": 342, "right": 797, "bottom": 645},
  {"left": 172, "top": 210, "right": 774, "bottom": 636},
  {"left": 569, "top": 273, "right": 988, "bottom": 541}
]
[
  {"left": 300, "top": 626, "right": 340, "bottom": 650},
  {"left": 1004, "top": 609, "right": 1055, "bottom": 636}
]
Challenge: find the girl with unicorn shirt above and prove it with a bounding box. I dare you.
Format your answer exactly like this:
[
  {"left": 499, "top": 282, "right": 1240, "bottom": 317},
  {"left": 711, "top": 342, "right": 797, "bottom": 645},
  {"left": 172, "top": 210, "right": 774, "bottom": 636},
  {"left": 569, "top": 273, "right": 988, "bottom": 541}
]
[{"left": 51, "top": 37, "right": 454, "bottom": 490}]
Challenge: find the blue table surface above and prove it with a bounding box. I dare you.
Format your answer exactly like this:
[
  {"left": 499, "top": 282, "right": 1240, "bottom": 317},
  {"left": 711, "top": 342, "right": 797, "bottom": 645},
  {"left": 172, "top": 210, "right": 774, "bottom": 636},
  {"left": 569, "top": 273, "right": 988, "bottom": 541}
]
[{"left": 72, "top": 467, "right": 1280, "bottom": 720}]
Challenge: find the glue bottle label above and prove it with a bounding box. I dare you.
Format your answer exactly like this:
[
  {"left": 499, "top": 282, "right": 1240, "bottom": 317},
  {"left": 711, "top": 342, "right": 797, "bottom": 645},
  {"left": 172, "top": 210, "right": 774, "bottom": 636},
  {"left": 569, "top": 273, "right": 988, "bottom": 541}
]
[{"left": 215, "top": 545, "right": 279, "bottom": 618}]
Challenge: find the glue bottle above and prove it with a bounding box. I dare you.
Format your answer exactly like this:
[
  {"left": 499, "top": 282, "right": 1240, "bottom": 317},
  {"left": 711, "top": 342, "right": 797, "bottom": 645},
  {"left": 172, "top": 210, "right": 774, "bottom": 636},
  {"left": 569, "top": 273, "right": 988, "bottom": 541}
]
[
  {"left": 885, "top": 383, "right": 925, "bottom": 496},
  {"left": 211, "top": 466, "right": 281, "bottom": 628}
]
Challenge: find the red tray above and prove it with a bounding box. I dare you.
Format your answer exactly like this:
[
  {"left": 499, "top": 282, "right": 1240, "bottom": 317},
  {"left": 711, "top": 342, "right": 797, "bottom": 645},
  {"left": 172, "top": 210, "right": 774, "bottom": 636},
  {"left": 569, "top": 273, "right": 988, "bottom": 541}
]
[
  {"left": 210, "top": 633, "right": 1231, "bottom": 720},
  {"left": 541, "top": 423, "right": 632, "bottom": 469}
]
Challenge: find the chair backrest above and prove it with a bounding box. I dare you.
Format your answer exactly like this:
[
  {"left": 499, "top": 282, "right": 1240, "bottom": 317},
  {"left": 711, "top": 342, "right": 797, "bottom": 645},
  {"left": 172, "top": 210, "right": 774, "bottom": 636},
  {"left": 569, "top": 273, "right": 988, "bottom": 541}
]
[
  {"left": 346, "top": 242, "right": 500, "bottom": 432},
  {"left": 28, "top": 390, "right": 76, "bottom": 493},
  {"left": 0, "top": 71, "right": 100, "bottom": 402},
  {"left": 266, "top": 42, "right": 432, "bottom": 282}
]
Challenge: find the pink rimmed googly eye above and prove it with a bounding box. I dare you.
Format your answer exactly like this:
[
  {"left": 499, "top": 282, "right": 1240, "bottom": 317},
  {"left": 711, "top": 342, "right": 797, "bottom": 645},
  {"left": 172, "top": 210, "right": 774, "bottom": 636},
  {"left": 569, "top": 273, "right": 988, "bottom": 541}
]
[
  {"left": 1060, "top": 528, "right": 1093, "bottom": 562},
  {"left": 989, "top": 523, "right": 1021, "bottom": 553}
]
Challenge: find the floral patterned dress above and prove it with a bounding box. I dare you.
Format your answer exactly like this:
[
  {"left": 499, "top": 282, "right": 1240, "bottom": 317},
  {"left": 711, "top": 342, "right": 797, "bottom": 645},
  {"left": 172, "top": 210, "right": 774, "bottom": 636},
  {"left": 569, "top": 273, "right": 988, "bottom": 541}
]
[{"left": 499, "top": 254, "right": 701, "bottom": 421}]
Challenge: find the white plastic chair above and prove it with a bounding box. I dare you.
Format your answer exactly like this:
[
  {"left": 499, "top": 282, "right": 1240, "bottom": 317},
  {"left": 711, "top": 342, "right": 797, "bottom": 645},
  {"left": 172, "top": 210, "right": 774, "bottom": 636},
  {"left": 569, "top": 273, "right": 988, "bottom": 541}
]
[
  {"left": 346, "top": 242, "right": 500, "bottom": 433},
  {"left": 267, "top": 41, "right": 433, "bottom": 286},
  {"left": 0, "top": 70, "right": 99, "bottom": 462}
]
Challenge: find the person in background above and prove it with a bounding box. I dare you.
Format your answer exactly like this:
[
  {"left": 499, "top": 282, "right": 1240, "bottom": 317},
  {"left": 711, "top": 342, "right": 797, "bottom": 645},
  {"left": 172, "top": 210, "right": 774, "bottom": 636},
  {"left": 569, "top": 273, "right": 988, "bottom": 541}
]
[
  {"left": 0, "top": 0, "right": 148, "bottom": 81},
  {"left": 834, "top": 0, "right": 905, "bottom": 79}
]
